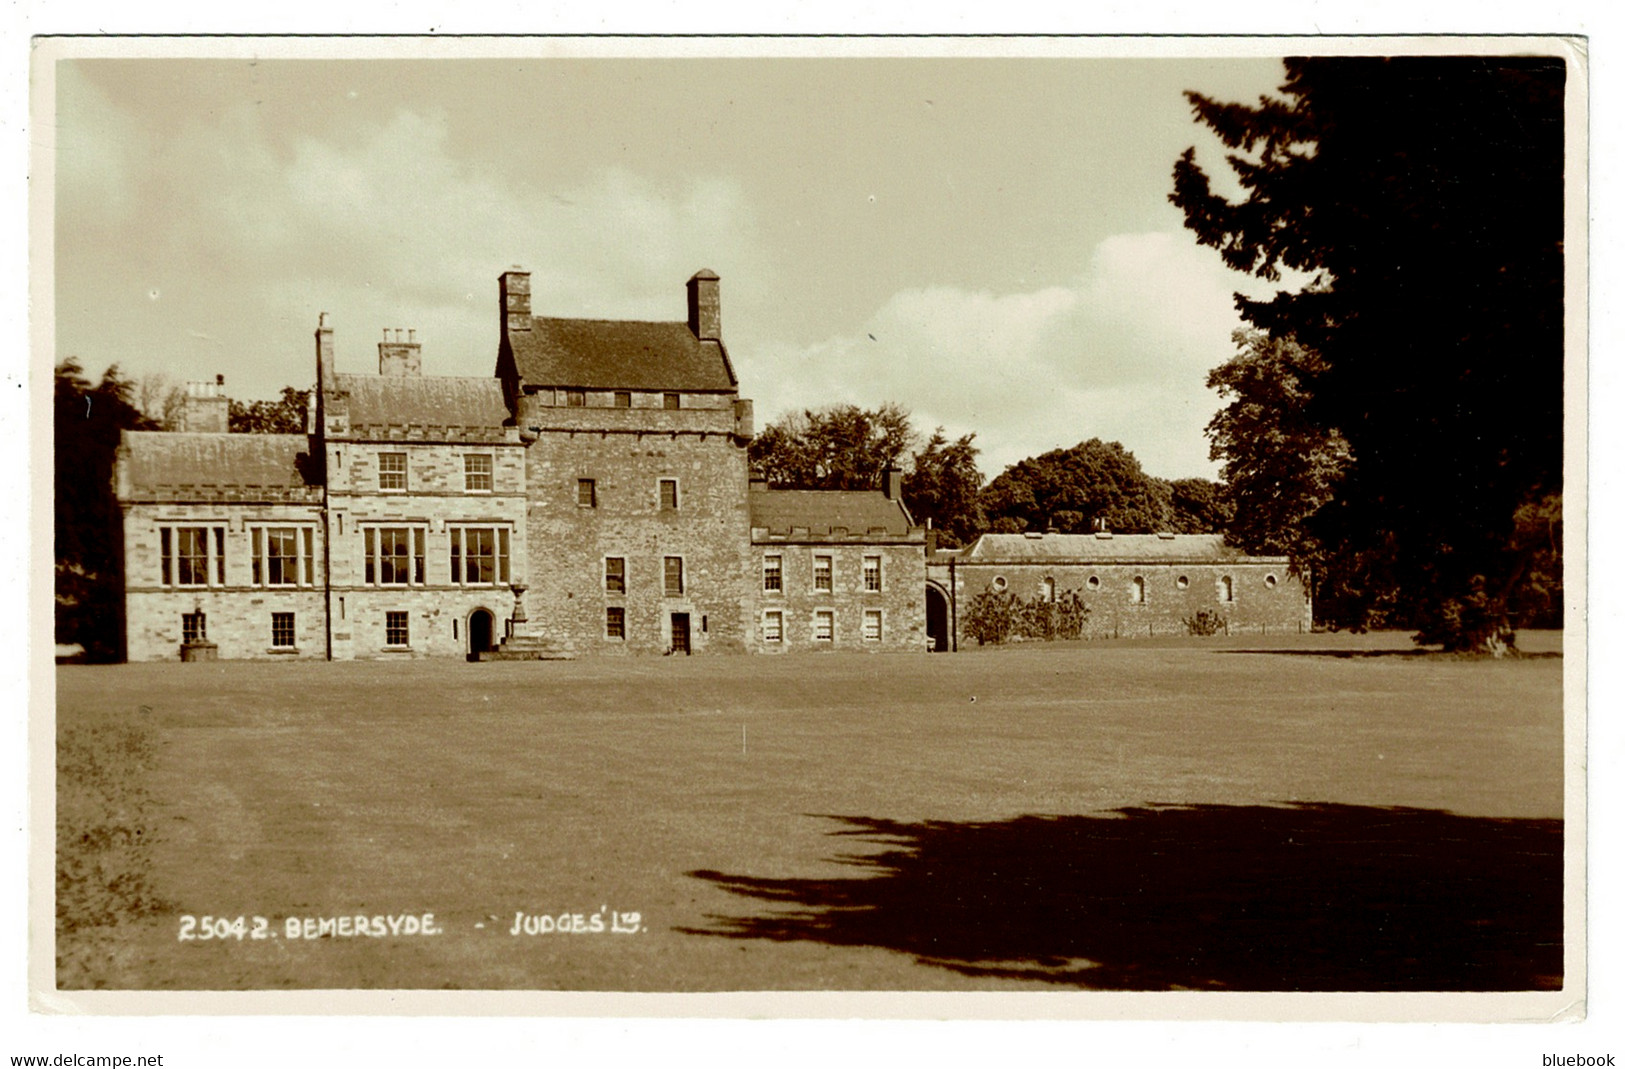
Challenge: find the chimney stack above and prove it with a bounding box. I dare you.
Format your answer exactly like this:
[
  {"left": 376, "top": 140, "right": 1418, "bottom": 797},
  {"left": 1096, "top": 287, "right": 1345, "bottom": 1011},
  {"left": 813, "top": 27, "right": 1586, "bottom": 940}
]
[
  {"left": 687, "top": 269, "right": 721, "bottom": 342},
  {"left": 378, "top": 327, "right": 423, "bottom": 376},
  {"left": 882, "top": 465, "right": 903, "bottom": 501},
  {"left": 315, "top": 312, "right": 335, "bottom": 391},
  {"left": 178, "top": 376, "right": 229, "bottom": 433},
  {"left": 500, "top": 268, "right": 532, "bottom": 335}
]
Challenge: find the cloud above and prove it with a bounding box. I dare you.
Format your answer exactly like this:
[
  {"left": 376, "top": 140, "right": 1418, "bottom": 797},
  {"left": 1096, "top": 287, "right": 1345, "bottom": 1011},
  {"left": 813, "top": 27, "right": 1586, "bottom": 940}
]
[
  {"left": 736, "top": 231, "right": 1254, "bottom": 480},
  {"left": 55, "top": 95, "right": 774, "bottom": 395}
]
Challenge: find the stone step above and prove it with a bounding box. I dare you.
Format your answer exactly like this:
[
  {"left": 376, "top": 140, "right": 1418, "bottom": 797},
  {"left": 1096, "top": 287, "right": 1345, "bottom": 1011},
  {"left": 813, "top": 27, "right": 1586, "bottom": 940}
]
[{"left": 476, "top": 635, "right": 574, "bottom": 661}]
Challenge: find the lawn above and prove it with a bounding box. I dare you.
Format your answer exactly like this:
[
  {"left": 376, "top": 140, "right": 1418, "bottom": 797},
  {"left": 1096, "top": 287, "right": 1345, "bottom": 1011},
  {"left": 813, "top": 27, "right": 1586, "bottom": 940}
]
[{"left": 53, "top": 631, "right": 1566, "bottom": 992}]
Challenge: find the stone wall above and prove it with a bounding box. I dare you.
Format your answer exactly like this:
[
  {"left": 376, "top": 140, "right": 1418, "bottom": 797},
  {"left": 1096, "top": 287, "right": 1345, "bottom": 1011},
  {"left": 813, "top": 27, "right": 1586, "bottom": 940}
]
[
  {"left": 929, "top": 559, "right": 1311, "bottom": 646},
  {"left": 516, "top": 396, "right": 754, "bottom": 655},
  {"left": 122, "top": 500, "right": 329, "bottom": 661},
  {"left": 325, "top": 439, "right": 529, "bottom": 661},
  {"left": 746, "top": 541, "right": 927, "bottom": 652},
  {"left": 327, "top": 440, "right": 526, "bottom": 498}
]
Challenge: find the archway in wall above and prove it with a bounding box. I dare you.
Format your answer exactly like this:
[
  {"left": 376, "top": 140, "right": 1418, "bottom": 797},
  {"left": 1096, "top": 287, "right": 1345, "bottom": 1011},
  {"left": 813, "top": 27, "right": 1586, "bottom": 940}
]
[
  {"left": 467, "top": 608, "right": 495, "bottom": 660},
  {"left": 925, "top": 583, "right": 951, "bottom": 652}
]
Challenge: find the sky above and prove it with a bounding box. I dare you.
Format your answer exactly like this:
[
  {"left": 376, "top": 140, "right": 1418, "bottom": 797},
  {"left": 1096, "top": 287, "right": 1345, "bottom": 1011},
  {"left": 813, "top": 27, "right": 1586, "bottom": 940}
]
[{"left": 53, "top": 51, "right": 1292, "bottom": 480}]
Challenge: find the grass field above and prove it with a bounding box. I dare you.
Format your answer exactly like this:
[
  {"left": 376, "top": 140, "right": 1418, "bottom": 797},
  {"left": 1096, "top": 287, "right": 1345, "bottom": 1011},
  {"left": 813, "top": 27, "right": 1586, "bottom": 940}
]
[{"left": 53, "top": 631, "right": 1566, "bottom": 992}]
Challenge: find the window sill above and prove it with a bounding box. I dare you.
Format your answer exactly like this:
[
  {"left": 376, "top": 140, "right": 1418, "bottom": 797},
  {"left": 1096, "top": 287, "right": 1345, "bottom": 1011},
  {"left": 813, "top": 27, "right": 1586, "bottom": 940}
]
[{"left": 267, "top": 647, "right": 300, "bottom": 655}]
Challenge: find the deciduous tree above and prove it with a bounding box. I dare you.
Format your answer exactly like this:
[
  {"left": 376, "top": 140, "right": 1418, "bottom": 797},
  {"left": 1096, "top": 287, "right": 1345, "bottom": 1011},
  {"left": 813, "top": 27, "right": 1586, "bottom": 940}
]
[
  {"left": 748, "top": 403, "right": 915, "bottom": 491},
  {"left": 905, "top": 429, "right": 985, "bottom": 547},
  {"left": 980, "top": 438, "right": 1172, "bottom": 534},
  {"left": 229, "top": 386, "right": 309, "bottom": 434},
  {"left": 55, "top": 359, "right": 155, "bottom": 660}
]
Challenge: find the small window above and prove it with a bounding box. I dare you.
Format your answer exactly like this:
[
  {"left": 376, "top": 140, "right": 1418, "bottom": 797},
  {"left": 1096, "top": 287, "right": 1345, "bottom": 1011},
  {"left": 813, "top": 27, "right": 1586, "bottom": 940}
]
[
  {"left": 863, "top": 555, "right": 882, "bottom": 592},
  {"left": 606, "top": 606, "right": 626, "bottom": 640},
  {"left": 578, "top": 478, "right": 597, "bottom": 508},
  {"left": 465, "top": 454, "right": 493, "bottom": 492},
  {"left": 814, "top": 609, "right": 835, "bottom": 642},
  {"left": 1039, "top": 577, "right": 1055, "bottom": 602},
  {"left": 991, "top": 575, "right": 1008, "bottom": 593},
  {"left": 271, "top": 612, "right": 296, "bottom": 649},
  {"left": 763, "top": 610, "right": 784, "bottom": 644},
  {"left": 763, "top": 555, "right": 782, "bottom": 593},
  {"left": 566, "top": 389, "right": 586, "bottom": 407},
  {"left": 659, "top": 479, "right": 679, "bottom": 510},
  {"left": 1132, "top": 576, "right": 1146, "bottom": 604},
  {"left": 385, "top": 611, "right": 410, "bottom": 646},
  {"left": 614, "top": 390, "right": 632, "bottom": 409},
  {"left": 605, "top": 557, "right": 626, "bottom": 594},
  {"left": 863, "top": 609, "right": 882, "bottom": 642},
  {"left": 814, "top": 555, "right": 833, "bottom": 592},
  {"left": 1220, "top": 576, "right": 1235, "bottom": 603},
  {"left": 181, "top": 612, "right": 207, "bottom": 644},
  {"left": 1265, "top": 574, "right": 1279, "bottom": 589},
  {"left": 1086, "top": 575, "right": 1100, "bottom": 590},
  {"left": 378, "top": 452, "right": 407, "bottom": 491},
  {"left": 664, "top": 556, "right": 684, "bottom": 597},
  {"left": 663, "top": 392, "right": 681, "bottom": 411},
  {"left": 1176, "top": 575, "right": 1190, "bottom": 590}
]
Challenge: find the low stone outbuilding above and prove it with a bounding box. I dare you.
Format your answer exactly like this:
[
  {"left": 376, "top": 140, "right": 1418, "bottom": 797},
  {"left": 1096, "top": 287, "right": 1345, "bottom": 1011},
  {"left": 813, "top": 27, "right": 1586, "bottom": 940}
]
[{"left": 925, "top": 532, "right": 1310, "bottom": 650}]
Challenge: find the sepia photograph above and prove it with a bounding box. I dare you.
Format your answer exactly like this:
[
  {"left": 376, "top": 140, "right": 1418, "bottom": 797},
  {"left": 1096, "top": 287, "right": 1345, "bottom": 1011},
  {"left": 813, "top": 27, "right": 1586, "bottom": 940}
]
[{"left": 29, "top": 30, "right": 1586, "bottom": 1045}]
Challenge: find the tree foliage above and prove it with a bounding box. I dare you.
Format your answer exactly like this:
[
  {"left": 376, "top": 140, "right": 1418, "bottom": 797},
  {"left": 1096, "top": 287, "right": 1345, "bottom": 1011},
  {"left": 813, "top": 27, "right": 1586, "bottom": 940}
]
[
  {"left": 748, "top": 403, "right": 915, "bottom": 491},
  {"left": 1161, "top": 476, "right": 1231, "bottom": 534},
  {"left": 905, "top": 428, "right": 985, "bottom": 547},
  {"left": 980, "top": 438, "right": 1173, "bottom": 534},
  {"left": 56, "top": 359, "right": 155, "bottom": 660},
  {"left": 1206, "top": 329, "right": 1351, "bottom": 557},
  {"left": 1171, "top": 57, "right": 1565, "bottom": 652},
  {"left": 229, "top": 387, "right": 310, "bottom": 434}
]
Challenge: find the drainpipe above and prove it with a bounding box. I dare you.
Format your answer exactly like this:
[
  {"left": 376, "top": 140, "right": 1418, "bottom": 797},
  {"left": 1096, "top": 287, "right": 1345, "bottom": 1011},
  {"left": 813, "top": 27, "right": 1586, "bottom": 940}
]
[{"left": 949, "top": 557, "right": 958, "bottom": 653}]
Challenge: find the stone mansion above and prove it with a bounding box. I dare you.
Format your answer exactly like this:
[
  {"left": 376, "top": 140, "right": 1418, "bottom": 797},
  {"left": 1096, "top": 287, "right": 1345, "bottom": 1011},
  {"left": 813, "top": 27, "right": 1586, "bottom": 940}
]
[{"left": 114, "top": 267, "right": 1308, "bottom": 661}]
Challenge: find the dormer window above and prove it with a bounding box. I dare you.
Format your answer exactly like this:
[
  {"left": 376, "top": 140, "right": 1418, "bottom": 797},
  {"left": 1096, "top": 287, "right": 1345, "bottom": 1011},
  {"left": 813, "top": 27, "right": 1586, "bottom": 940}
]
[
  {"left": 663, "top": 392, "right": 681, "bottom": 411},
  {"left": 566, "top": 389, "right": 586, "bottom": 407}
]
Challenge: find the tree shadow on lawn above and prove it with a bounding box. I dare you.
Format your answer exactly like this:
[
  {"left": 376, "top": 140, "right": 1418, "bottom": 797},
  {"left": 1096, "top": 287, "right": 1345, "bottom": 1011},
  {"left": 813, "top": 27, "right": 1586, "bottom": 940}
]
[
  {"left": 1218, "top": 648, "right": 1561, "bottom": 660},
  {"left": 683, "top": 804, "right": 1561, "bottom": 990}
]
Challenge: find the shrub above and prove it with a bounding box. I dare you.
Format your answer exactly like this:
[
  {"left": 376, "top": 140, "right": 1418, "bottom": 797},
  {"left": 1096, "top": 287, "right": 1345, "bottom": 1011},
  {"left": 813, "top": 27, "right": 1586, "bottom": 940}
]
[
  {"left": 964, "top": 589, "right": 1019, "bottom": 645},
  {"left": 1184, "top": 609, "right": 1227, "bottom": 637},
  {"left": 965, "top": 588, "right": 1091, "bottom": 645}
]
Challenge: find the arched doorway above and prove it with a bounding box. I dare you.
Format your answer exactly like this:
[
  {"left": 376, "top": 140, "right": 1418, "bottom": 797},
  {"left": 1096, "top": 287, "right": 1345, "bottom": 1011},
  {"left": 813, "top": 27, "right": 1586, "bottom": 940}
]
[
  {"left": 925, "top": 584, "right": 951, "bottom": 652},
  {"left": 467, "top": 608, "right": 495, "bottom": 660}
]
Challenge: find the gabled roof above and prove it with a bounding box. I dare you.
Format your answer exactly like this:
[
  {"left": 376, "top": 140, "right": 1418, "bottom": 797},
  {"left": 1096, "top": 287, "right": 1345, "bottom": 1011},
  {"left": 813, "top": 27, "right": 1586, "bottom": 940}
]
[
  {"left": 333, "top": 374, "right": 510, "bottom": 437},
  {"left": 750, "top": 488, "right": 916, "bottom": 540},
  {"left": 507, "top": 318, "right": 737, "bottom": 392},
  {"left": 959, "top": 532, "right": 1285, "bottom": 564},
  {"left": 119, "top": 432, "right": 319, "bottom": 502}
]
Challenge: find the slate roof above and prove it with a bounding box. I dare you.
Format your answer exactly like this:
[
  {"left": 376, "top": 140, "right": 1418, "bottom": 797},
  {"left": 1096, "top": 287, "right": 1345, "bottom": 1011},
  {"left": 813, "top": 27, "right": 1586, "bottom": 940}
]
[
  {"left": 119, "top": 432, "right": 319, "bottom": 501},
  {"left": 959, "top": 532, "right": 1285, "bottom": 564},
  {"left": 507, "top": 318, "right": 737, "bottom": 392},
  {"left": 335, "top": 374, "right": 509, "bottom": 429},
  {"left": 750, "top": 488, "right": 916, "bottom": 539}
]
